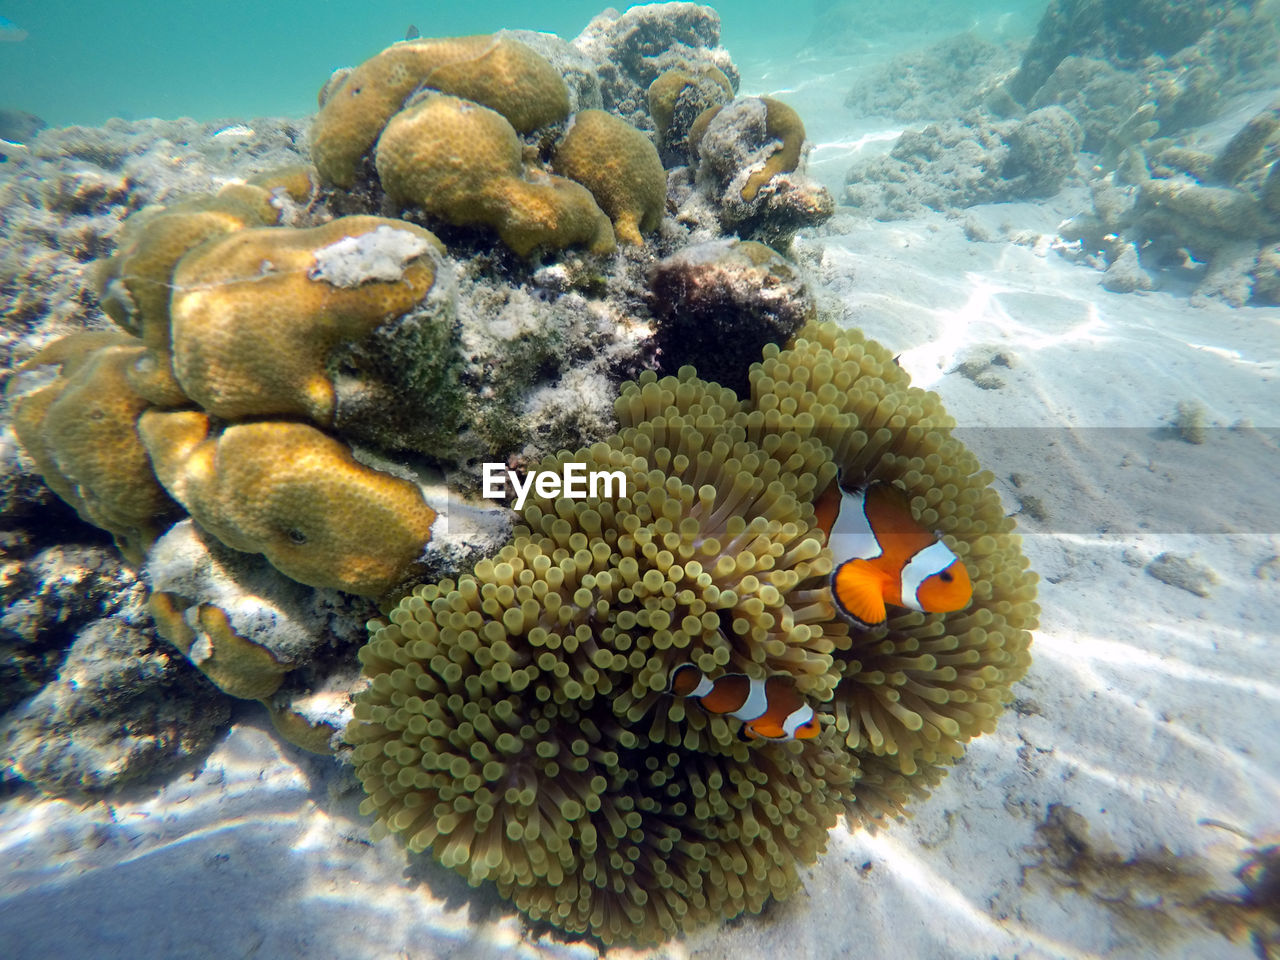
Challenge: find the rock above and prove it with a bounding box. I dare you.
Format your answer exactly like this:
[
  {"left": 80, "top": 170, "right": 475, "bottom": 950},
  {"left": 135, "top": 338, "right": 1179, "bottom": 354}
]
[
  {"left": 1102, "top": 242, "right": 1154, "bottom": 293},
  {"left": 845, "top": 108, "right": 1082, "bottom": 219},
  {"left": 1145, "top": 552, "right": 1217, "bottom": 597},
  {"left": 1, "top": 617, "right": 229, "bottom": 795}
]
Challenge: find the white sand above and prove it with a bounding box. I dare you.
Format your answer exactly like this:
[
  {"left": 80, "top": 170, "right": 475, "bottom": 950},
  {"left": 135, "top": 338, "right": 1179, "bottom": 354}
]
[{"left": 3, "top": 48, "right": 1280, "bottom": 960}]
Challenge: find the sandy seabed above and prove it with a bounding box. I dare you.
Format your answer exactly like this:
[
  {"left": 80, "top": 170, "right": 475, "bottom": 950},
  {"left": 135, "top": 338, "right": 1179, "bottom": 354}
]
[{"left": 2, "top": 48, "right": 1279, "bottom": 960}]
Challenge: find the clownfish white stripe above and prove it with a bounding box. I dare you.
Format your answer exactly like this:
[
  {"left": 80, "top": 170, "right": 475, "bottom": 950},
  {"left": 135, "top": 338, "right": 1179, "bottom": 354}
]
[
  {"left": 827, "top": 487, "right": 881, "bottom": 561},
  {"left": 736, "top": 678, "right": 770, "bottom": 722},
  {"left": 685, "top": 673, "right": 715, "bottom": 699},
  {"left": 782, "top": 702, "right": 816, "bottom": 738},
  {"left": 899, "top": 540, "right": 960, "bottom": 612}
]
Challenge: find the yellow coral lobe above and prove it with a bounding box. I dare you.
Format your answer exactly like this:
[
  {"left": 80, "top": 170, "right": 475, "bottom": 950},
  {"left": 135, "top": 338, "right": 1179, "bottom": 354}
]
[
  {"left": 552, "top": 109, "right": 666, "bottom": 245},
  {"left": 687, "top": 103, "right": 724, "bottom": 163},
  {"left": 139, "top": 412, "right": 436, "bottom": 596},
  {"left": 743, "top": 97, "right": 805, "bottom": 202},
  {"left": 263, "top": 700, "right": 339, "bottom": 754},
  {"left": 311, "top": 35, "right": 569, "bottom": 188},
  {"left": 92, "top": 183, "right": 282, "bottom": 407},
  {"left": 647, "top": 66, "right": 734, "bottom": 144},
  {"left": 377, "top": 94, "right": 614, "bottom": 256},
  {"left": 10, "top": 335, "right": 179, "bottom": 562},
  {"left": 168, "top": 216, "right": 442, "bottom": 424}
]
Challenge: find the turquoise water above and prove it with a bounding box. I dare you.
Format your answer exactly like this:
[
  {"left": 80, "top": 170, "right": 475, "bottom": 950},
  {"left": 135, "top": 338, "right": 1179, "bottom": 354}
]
[{"left": 0, "top": 0, "right": 1041, "bottom": 127}]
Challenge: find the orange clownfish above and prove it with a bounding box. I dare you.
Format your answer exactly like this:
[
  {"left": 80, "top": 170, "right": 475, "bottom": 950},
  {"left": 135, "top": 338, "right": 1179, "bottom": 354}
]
[
  {"left": 813, "top": 477, "right": 972, "bottom": 628},
  {"left": 668, "top": 664, "right": 820, "bottom": 741}
]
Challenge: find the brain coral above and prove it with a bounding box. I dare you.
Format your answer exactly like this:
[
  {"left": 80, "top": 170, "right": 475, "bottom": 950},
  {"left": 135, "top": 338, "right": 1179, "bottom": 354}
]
[
  {"left": 139, "top": 411, "right": 437, "bottom": 597},
  {"left": 9, "top": 332, "right": 180, "bottom": 562},
  {"left": 168, "top": 215, "right": 446, "bottom": 424},
  {"left": 312, "top": 35, "right": 571, "bottom": 188},
  {"left": 551, "top": 108, "right": 666, "bottom": 245},
  {"left": 348, "top": 321, "right": 1037, "bottom": 945},
  {"left": 92, "top": 181, "right": 285, "bottom": 406},
  {"left": 376, "top": 94, "right": 615, "bottom": 257}
]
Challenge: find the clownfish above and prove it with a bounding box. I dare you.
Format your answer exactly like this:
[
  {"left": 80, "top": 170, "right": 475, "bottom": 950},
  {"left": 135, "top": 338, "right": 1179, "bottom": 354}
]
[
  {"left": 812, "top": 477, "right": 972, "bottom": 628},
  {"left": 668, "top": 664, "right": 819, "bottom": 741}
]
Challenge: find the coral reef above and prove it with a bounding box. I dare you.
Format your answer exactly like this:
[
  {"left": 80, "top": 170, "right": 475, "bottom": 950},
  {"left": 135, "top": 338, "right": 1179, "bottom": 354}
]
[
  {"left": 1026, "top": 55, "right": 1149, "bottom": 154},
  {"left": 672, "top": 95, "right": 834, "bottom": 248},
  {"left": 845, "top": 32, "right": 1019, "bottom": 123},
  {"left": 1060, "top": 99, "right": 1280, "bottom": 305},
  {"left": 572, "top": 2, "right": 738, "bottom": 134},
  {"left": 647, "top": 64, "right": 734, "bottom": 163},
  {"left": 1, "top": 9, "right": 866, "bottom": 904},
  {"left": 0, "top": 117, "right": 309, "bottom": 374},
  {"left": 311, "top": 32, "right": 674, "bottom": 258},
  {"left": 845, "top": 108, "right": 1083, "bottom": 219},
  {"left": 1008, "top": 0, "right": 1270, "bottom": 108},
  {"left": 1006, "top": 0, "right": 1278, "bottom": 145},
  {"left": 348, "top": 321, "right": 1037, "bottom": 945}
]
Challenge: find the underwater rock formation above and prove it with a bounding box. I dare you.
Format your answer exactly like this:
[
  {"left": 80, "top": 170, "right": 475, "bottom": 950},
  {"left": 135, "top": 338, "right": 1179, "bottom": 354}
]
[
  {"left": 1008, "top": 0, "right": 1267, "bottom": 107},
  {"left": 1006, "top": 0, "right": 1278, "bottom": 144},
  {"left": 1061, "top": 99, "right": 1280, "bottom": 305},
  {"left": 573, "top": 2, "right": 738, "bottom": 134},
  {"left": 0, "top": 541, "right": 147, "bottom": 711},
  {"left": 348, "top": 322, "right": 1037, "bottom": 945},
  {"left": 671, "top": 94, "right": 834, "bottom": 248},
  {"left": 845, "top": 107, "right": 1083, "bottom": 219},
  {"left": 844, "top": 32, "right": 1019, "bottom": 124},
  {"left": 0, "top": 617, "right": 230, "bottom": 794},
  {"left": 647, "top": 63, "right": 734, "bottom": 164}
]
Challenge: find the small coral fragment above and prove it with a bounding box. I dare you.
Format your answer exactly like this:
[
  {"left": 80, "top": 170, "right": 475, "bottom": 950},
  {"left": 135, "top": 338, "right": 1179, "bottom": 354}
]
[
  {"left": 311, "top": 35, "right": 570, "bottom": 189},
  {"left": 138, "top": 411, "right": 436, "bottom": 596},
  {"left": 168, "top": 216, "right": 443, "bottom": 424},
  {"left": 696, "top": 97, "right": 805, "bottom": 202},
  {"left": 149, "top": 592, "right": 291, "bottom": 700},
  {"left": 552, "top": 108, "right": 666, "bottom": 245},
  {"left": 376, "top": 94, "right": 615, "bottom": 256}
]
